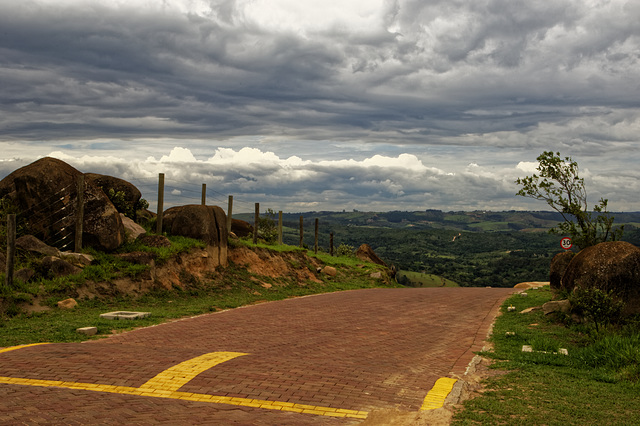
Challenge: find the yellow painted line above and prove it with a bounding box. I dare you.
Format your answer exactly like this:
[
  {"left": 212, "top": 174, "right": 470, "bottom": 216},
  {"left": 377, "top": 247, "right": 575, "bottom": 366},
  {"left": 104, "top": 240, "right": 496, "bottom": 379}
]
[
  {"left": 420, "top": 377, "right": 458, "bottom": 411},
  {"left": 0, "top": 343, "right": 50, "bottom": 354},
  {"left": 0, "top": 351, "right": 368, "bottom": 419},
  {"left": 139, "top": 351, "right": 248, "bottom": 392},
  {"left": 0, "top": 376, "right": 367, "bottom": 418}
]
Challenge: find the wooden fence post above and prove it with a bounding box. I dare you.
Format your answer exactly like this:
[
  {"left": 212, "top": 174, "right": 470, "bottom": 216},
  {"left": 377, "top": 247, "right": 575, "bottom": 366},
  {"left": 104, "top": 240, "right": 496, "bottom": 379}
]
[
  {"left": 156, "top": 173, "right": 164, "bottom": 234},
  {"left": 227, "top": 195, "right": 233, "bottom": 233},
  {"left": 253, "top": 203, "right": 259, "bottom": 244},
  {"left": 314, "top": 218, "right": 319, "bottom": 254},
  {"left": 4, "top": 214, "right": 15, "bottom": 289},
  {"left": 330, "top": 232, "right": 334, "bottom": 256},
  {"left": 278, "top": 211, "right": 283, "bottom": 245},
  {"left": 201, "top": 184, "right": 206, "bottom": 205},
  {"left": 299, "top": 216, "right": 304, "bottom": 248},
  {"left": 74, "top": 174, "right": 84, "bottom": 252}
]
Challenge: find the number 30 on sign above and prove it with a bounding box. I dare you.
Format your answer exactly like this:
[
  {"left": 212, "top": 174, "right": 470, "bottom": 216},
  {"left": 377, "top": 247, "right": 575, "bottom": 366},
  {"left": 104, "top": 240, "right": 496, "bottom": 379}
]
[{"left": 560, "top": 237, "right": 573, "bottom": 250}]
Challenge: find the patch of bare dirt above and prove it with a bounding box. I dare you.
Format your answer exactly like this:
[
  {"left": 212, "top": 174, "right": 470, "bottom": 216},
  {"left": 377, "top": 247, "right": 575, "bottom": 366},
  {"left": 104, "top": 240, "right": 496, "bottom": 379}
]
[
  {"left": 362, "top": 407, "right": 454, "bottom": 426},
  {"left": 228, "top": 246, "right": 323, "bottom": 285}
]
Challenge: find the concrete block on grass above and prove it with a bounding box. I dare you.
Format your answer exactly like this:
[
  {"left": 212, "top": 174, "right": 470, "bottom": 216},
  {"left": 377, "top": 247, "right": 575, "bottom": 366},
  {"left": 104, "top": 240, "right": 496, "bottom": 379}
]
[
  {"left": 77, "top": 327, "right": 98, "bottom": 336},
  {"left": 99, "top": 311, "right": 151, "bottom": 320}
]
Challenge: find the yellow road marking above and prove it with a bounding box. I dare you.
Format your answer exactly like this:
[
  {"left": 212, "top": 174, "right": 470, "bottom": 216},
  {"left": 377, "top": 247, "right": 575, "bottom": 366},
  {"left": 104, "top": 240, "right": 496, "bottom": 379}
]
[
  {"left": 139, "top": 351, "right": 247, "bottom": 392},
  {"left": 420, "top": 377, "right": 457, "bottom": 410},
  {"left": 0, "top": 351, "right": 368, "bottom": 419},
  {"left": 0, "top": 343, "right": 50, "bottom": 354},
  {"left": 0, "top": 375, "right": 367, "bottom": 419}
]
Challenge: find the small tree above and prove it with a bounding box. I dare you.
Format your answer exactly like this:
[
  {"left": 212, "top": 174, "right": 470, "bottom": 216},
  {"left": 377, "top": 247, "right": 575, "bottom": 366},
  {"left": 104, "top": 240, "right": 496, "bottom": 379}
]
[
  {"left": 258, "top": 208, "right": 278, "bottom": 244},
  {"left": 515, "top": 151, "right": 623, "bottom": 250},
  {"left": 336, "top": 243, "right": 355, "bottom": 257},
  {"left": 104, "top": 188, "right": 149, "bottom": 221},
  {"left": 569, "top": 287, "right": 623, "bottom": 332}
]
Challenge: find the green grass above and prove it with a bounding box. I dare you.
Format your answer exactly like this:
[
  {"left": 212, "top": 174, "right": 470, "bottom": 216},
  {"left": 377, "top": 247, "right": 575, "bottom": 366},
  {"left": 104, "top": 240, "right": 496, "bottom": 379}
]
[
  {"left": 397, "top": 270, "right": 459, "bottom": 287},
  {"left": 116, "top": 234, "right": 207, "bottom": 263},
  {"left": 468, "top": 222, "right": 511, "bottom": 232},
  {"left": 452, "top": 287, "right": 640, "bottom": 425}
]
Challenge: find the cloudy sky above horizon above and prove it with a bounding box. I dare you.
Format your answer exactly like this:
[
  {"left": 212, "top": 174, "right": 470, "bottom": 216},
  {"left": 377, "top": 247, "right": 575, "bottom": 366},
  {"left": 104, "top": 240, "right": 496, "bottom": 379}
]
[{"left": 1, "top": 0, "right": 639, "bottom": 212}]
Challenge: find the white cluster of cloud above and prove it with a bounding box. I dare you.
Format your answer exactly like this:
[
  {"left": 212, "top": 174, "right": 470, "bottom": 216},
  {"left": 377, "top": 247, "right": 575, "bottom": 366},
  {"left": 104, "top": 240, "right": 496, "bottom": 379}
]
[
  {"left": 0, "top": 145, "right": 625, "bottom": 214},
  {"left": 0, "top": 0, "right": 639, "bottom": 211}
]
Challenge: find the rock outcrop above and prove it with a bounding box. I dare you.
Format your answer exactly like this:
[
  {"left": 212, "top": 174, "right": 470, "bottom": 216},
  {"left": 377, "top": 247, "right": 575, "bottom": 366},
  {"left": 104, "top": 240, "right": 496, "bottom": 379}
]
[
  {"left": 0, "top": 157, "right": 125, "bottom": 251},
  {"left": 356, "top": 244, "right": 387, "bottom": 266},
  {"left": 562, "top": 241, "right": 640, "bottom": 316},
  {"left": 162, "top": 204, "right": 228, "bottom": 266}
]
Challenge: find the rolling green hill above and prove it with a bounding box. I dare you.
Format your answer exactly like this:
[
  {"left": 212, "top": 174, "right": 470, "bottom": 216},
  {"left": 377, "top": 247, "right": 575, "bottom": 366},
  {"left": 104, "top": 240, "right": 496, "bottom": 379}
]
[{"left": 236, "top": 210, "right": 640, "bottom": 288}]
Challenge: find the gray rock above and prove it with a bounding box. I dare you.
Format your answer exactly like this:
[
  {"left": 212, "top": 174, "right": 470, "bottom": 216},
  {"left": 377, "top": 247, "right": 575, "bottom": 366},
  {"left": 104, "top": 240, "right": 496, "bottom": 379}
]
[
  {"left": 61, "top": 252, "right": 94, "bottom": 267},
  {"left": 16, "top": 235, "right": 61, "bottom": 257},
  {"left": 121, "top": 214, "right": 146, "bottom": 242},
  {"left": 542, "top": 299, "right": 571, "bottom": 315},
  {"left": 42, "top": 256, "right": 82, "bottom": 277},
  {"left": 14, "top": 268, "right": 35, "bottom": 283}
]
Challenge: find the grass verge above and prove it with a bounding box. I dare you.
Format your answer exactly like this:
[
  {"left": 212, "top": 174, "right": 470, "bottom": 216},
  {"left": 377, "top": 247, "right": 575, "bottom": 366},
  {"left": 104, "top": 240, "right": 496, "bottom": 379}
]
[{"left": 451, "top": 287, "right": 640, "bottom": 425}]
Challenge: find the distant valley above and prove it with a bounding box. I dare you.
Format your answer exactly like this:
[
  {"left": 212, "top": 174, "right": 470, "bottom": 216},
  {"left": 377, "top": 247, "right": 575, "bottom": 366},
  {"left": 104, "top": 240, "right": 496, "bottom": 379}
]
[{"left": 236, "top": 210, "right": 640, "bottom": 288}]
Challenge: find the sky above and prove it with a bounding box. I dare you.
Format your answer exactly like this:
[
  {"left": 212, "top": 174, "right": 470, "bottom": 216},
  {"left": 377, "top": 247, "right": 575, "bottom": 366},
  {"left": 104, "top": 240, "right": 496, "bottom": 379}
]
[{"left": 1, "top": 0, "right": 639, "bottom": 213}]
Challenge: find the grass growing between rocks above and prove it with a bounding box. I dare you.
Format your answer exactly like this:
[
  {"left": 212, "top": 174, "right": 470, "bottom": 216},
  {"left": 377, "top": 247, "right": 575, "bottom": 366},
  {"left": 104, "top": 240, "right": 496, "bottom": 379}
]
[
  {"left": 0, "top": 242, "right": 398, "bottom": 347},
  {"left": 452, "top": 287, "right": 640, "bottom": 425}
]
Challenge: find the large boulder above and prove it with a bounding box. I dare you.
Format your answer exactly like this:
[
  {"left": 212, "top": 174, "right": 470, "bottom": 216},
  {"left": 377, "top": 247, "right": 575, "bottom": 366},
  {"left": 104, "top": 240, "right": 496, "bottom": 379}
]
[
  {"left": 85, "top": 173, "right": 142, "bottom": 219},
  {"left": 355, "top": 243, "right": 387, "bottom": 266},
  {"left": 549, "top": 251, "right": 575, "bottom": 294},
  {"left": 562, "top": 241, "right": 640, "bottom": 316},
  {"left": 85, "top": 173, "right": 141, "bottom": 205},
  {"left": 0, "top": 157, "right": 125, "bottom": 251},
  {"left": 231, "top": 219, "right": 253, "bottom": 238},
  {"left": 162, "top": 204, "right": 228, "bottom": 265}
]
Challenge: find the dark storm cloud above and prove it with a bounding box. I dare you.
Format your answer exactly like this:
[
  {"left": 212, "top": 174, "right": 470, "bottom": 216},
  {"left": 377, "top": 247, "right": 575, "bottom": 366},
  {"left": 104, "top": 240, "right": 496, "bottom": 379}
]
[
  {"left": 1, "top": 0, "right": 639, "bottom": 211},
  {"left": 1, "top": 0, "right": 637, "bottom": 146}
]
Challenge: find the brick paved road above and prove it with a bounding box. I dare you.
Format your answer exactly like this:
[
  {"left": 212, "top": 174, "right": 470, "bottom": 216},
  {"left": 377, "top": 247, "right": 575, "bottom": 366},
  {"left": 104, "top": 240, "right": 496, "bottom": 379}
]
[{"left": 0, "top": 287, "right": 516, "bottom": 425}]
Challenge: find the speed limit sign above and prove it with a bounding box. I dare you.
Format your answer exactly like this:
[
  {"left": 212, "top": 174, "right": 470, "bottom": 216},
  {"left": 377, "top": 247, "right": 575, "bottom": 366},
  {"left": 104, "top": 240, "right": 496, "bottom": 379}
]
[{"left": 560, "top": 237, "right": 573, "bottom": 250}]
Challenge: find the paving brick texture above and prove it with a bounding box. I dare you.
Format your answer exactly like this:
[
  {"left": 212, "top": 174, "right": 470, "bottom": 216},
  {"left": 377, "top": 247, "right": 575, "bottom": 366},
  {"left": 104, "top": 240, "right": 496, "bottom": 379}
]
[{"left": 0, "top": 287, "right": 516, "bottom": 424}]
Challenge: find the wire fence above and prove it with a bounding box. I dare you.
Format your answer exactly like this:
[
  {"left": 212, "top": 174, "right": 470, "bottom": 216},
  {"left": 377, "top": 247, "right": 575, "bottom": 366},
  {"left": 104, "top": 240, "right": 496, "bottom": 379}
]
[
  {"left": 3, "top": 183, "right": 77, "bottom": 251},
  {"left": 126, "top": 176, "right": 256, "bottom": 214}
]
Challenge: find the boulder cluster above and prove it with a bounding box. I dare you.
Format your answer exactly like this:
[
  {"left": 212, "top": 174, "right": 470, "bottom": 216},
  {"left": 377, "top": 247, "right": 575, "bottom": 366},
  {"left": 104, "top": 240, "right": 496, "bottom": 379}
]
[{"left": 0, "top": 157, "right": 230, "bottom": 283}]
